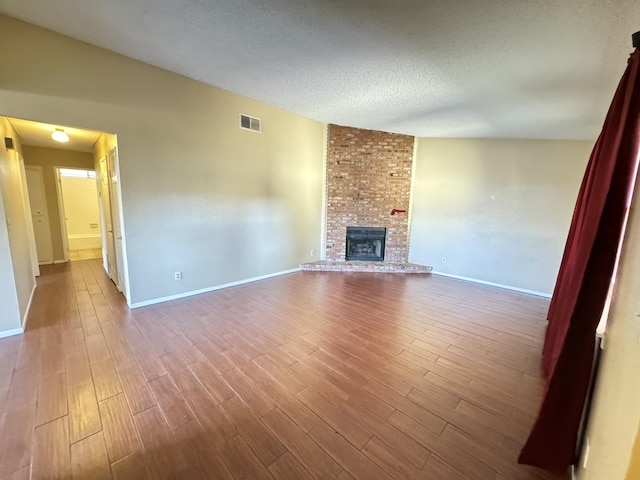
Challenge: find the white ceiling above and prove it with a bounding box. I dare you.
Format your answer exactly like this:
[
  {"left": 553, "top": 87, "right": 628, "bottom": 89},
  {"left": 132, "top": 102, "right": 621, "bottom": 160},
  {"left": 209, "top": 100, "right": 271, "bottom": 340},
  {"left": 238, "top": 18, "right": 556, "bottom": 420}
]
[
  {"left": 1, "top": 0, "right": 638, "bottom": 140},
  {"left": 8, "top": 117, "right": 102, "bottom": 153}
]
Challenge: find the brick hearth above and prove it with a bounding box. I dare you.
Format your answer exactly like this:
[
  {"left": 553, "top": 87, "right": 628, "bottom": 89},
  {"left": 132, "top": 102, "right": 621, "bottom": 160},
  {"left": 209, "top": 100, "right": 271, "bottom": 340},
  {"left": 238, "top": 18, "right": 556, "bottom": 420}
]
[{"left": 301, "top": 261, "right": 432, "bottom": 274}]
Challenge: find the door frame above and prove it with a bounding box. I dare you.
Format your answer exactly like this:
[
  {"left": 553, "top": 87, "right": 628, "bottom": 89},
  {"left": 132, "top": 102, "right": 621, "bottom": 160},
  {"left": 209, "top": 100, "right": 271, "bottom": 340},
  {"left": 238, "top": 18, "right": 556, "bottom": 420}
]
[
  {"left": 106, "top": 146, "right": 130, "bottom": 301},
  {"left": 95, "top": 156, "right": 110, "bottom": 275},
  {"left": 54, "top": 166, "right": 102, "bottom": 263},
  {"left": 53, "top": 166, "right": 70, "bottom": 263},
  {"left": 97, "top": 154, "right": 118, "bottom": 284}
]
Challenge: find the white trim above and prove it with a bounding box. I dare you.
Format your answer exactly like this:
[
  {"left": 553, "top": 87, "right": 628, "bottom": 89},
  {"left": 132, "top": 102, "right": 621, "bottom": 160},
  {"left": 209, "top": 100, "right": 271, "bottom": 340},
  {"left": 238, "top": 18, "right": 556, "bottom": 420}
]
[
  {"left": 53, "top": 259, "right": 67, "bottom": 264},
  {"left": 406, "top": 136, "right": 419, "bottom": 259},
  {"left": 68, "top": 233, "right": 102, "bottom": 250},
  {"left": 320, "top": 123, "right": 328, "bottom": 260},
  {"left": 68, "top": 233, "right": 101, "bottom": 239},
  {"left": 53, "top": 166, "right": 70, "bottom": 263},
  {"left": 0, "top": 327, "right": 24, "bottom": 339},
  {"left": 108, "top": 145, "right": 131, "bottom": 302},
  {"left": 96, "top": 153, "right": 110, "bottom": 278},
  {"left": 22, "top": 283, "right": 36, "bottom": 328},
  {"left": 431, "top": 271, "right": 552, "bottom": 298},
  {"left": 129, "top": 268, "right": 301, "bottom": 309}
]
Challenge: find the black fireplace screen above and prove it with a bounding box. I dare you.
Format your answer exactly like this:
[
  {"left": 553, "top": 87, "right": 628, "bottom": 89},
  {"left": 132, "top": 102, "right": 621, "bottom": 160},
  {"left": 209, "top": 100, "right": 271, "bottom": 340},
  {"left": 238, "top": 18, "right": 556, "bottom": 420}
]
[{"left": 346, "top": 227, "right": 386, "bottom": 261}]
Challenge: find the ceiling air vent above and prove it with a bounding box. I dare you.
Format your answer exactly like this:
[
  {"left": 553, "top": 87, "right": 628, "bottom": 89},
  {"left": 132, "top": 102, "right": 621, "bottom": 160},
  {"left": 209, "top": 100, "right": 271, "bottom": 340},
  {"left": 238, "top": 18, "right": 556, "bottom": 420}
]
[{"left": 240, "top": 114, "right": 261, "bottom": 133}]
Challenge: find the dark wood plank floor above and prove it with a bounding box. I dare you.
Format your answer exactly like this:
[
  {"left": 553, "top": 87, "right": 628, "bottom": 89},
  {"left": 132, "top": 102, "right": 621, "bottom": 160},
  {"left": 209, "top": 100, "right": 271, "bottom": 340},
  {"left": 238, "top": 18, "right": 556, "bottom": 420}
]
[{"left": 0, "top": 259, "right": 568, "bottom": 479}]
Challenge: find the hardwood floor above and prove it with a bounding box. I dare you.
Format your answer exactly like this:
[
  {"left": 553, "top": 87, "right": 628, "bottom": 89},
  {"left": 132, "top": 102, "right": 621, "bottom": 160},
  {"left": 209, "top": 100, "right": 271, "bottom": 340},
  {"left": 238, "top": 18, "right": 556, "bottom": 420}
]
[{"left": 0, "top": 260, "right": 568, "bottom": 479}]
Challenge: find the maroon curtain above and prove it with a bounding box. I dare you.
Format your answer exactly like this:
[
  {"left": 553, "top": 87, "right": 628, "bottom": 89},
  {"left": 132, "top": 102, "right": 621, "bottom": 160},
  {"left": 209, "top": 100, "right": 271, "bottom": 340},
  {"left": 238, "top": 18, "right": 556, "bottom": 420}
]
[{"left": 519, "top": 49, "right": 640, "bottom": 473}]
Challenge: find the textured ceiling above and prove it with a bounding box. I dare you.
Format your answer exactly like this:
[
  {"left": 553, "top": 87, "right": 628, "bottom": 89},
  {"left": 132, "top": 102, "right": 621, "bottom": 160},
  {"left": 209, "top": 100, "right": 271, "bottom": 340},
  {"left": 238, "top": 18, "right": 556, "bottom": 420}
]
[{"left": 0, "top": 0, "right": 638, "bottom": 139}]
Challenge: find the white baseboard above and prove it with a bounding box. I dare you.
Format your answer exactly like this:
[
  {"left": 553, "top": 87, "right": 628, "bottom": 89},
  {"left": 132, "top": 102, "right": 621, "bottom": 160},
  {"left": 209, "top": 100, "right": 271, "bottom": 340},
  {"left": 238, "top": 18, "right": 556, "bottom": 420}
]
[
  {"left": 0, "top": 327, "right": 24, "bottom": 339},
  {"left": 431, "top": 271, "right": 552, "bottom": 298},
  {"left": 53, "top": 259, "right": 67, "bottom": 264},
  {"left": 22, "top": 283, "right": 37, "bottom": 328},
  {"left": 129, "top": 268, "right": 301, "bottom": 309}
]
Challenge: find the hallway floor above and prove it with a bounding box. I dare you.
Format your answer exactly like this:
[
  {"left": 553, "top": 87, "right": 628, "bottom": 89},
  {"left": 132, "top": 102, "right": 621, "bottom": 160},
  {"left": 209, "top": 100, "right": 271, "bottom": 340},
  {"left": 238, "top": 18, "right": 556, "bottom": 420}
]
[{"left": 0, "top": 260, "right": 567, "bottom": 479}]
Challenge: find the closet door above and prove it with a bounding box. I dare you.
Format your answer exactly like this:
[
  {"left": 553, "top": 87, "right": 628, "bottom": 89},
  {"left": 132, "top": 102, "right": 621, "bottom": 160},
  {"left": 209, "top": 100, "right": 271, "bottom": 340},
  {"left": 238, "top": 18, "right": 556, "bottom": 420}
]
[{"left": 25, "top": 166, "right": 54, "bottom": 264}]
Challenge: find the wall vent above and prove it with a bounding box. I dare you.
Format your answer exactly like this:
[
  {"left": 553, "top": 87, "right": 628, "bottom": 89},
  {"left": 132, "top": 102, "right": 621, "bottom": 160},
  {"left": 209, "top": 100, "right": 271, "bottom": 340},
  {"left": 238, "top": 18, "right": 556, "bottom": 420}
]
[
  {"left": 240, "top": 114, "right": 261, "bottom": 133},
  {"left": 4, "top": 137, "right": 14, "bottom": 150}
]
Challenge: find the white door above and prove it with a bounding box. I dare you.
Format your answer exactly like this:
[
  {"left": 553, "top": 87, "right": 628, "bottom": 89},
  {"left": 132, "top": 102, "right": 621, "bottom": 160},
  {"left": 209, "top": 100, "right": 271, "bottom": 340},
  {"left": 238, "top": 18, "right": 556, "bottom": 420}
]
[
  {"left": 25, "top": 166, "right": 54, "bottom": 265},
  {"left": 54, "top": 168, "right": 70, "bottom": 262},
  {"left": 95, "top": 159, "right": 109, "bottom": 273},
  {"left": 107, "top": 147, "right": 126, "bottom": 292},
  {"left": 99, "top": 156, "right": 118, "bottom": 282}
]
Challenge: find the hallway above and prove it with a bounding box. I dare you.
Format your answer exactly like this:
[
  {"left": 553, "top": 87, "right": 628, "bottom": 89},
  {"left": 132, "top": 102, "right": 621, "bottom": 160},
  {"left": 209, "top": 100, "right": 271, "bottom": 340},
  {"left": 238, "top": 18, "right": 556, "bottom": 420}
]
[{"left": 0, "top": 260, "right": 566, "bottom": 479}]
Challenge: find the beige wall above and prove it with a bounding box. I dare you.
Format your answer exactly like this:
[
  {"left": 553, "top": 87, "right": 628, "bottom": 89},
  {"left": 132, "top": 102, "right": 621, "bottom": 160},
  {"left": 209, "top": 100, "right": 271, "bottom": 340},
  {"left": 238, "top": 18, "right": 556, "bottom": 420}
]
[
  {"left": 0, "top": 117, "right": 35, "bottom": 334},
  {"left": 0, "top": 15, "right": 325, "bottom": 305},
  {"left": 22, "top": 146, "right": 94, "bottom": 261},
  {"left": 410, "top": 138, "right": 592, "bottom": 294},
  {"left": 625, "top": 424, "right": 640, "bottom": 480},
  {"left": 576, "top": 173, "right": 640, "bottom": 480},
  {"left": 0, "top": 187, "right": 21, "bottom": 333}
]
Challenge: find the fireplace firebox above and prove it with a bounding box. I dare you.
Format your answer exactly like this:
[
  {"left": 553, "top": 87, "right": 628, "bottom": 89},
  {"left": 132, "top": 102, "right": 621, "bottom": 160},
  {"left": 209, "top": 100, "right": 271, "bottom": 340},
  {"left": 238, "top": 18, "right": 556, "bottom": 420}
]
[{"left": 346, "top": 227, "right": 386, "bottom": 261}]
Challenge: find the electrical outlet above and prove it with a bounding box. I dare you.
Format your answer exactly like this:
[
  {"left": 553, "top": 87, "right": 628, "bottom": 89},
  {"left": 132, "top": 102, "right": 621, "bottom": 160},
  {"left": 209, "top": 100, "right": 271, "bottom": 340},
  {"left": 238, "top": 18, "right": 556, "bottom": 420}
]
[
  {"left": 441, "top": 256, "right": 447, "bottom": 264},
  {"left": 310, "top": 249, "right": 315, "bottom": 257},
  {"left": 174, "top": 272, "right": 182, "bottom": 281}
]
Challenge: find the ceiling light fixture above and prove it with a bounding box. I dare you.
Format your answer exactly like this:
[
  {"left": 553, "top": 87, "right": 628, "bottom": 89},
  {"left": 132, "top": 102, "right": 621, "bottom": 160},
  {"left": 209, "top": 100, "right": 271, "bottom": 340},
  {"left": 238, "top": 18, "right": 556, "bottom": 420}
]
[{"left": 51, "top": 129, "right": 69, "bottom": 143}]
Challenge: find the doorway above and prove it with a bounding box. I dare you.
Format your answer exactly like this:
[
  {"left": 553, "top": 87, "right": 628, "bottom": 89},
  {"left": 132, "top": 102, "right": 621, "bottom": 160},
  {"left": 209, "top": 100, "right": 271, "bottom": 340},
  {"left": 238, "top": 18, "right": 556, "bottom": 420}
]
[
  {"left": 5, "top": 116, "right": 129, "bottom": 302},
  {"left": 55, "top": 167, "right": 103, "bottom": 262}
]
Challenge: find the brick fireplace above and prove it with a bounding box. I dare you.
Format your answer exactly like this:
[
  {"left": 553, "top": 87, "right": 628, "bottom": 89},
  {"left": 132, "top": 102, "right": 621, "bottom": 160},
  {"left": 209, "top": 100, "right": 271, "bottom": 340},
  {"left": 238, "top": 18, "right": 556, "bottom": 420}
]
[
  {"left": 302, "top": 124, "right": 431, "bottom": 273},
  {"left": 325, "top": 124, "right": 414, "bottom": 263}
]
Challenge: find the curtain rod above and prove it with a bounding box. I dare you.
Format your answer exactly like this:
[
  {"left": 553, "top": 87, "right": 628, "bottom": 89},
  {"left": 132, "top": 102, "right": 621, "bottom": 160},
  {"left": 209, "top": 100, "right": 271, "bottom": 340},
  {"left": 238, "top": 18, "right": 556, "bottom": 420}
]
[{"left": 634, "top": 31, "right": 640, "bottom": 48}]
